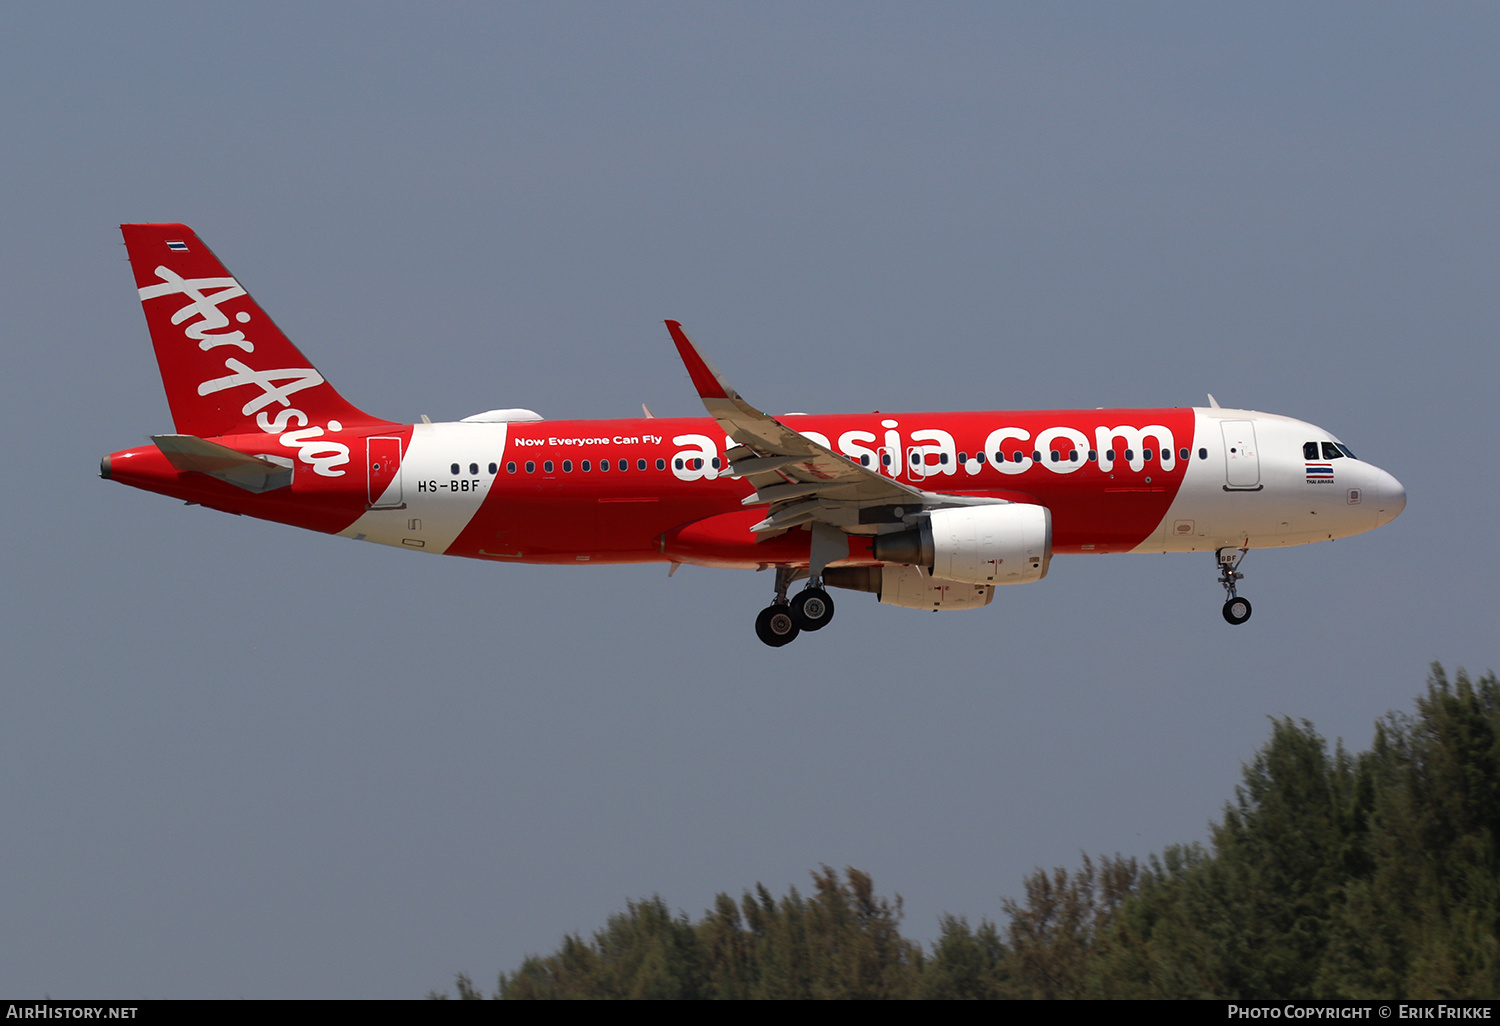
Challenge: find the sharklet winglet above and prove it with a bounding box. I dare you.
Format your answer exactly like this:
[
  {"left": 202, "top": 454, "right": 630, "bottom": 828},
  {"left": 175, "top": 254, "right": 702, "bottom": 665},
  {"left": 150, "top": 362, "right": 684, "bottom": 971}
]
[{"left": 665, "top": 320, "right": 735, "bottom": 401}]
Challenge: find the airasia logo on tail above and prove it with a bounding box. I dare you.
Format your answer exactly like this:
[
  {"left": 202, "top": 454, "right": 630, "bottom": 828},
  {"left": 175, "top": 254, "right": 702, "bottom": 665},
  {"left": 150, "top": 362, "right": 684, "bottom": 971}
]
[{"left": 139, "top": 266, "right": 350, "bottom": 476}]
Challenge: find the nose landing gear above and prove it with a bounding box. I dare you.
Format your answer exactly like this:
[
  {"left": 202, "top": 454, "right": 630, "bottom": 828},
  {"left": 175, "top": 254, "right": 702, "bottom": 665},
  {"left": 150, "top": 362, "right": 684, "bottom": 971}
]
[
  {"left": 1217, "top": 547, "right": 1252, "bottom": 625},
  {"left": 1223, "top": 595, "right": 1252, "bottom": 625}
]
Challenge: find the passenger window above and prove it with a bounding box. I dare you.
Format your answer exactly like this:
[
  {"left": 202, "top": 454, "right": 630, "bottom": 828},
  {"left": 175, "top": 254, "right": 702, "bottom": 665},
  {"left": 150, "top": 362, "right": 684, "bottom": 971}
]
[
  {"left": 1013, "top": 451, "right": 1024, "bottom": 462},
  {"left": 525, "top": 461, "right": 535, "bottom": 473},
  {"left": 488, "top": 463, "right": 497, "bottom": 474},
  {"left": 1088, "top": 450, "right": 1097, "bottom": 461},
  {"left": 582, "top": 460, "right": 591, "bottom": 472},
  {"left": 506, "top": 461, "right": 516, "bottom": 474},
  {"left": 543, "top": 460, "right": 554, "bottom": 473},
  {"left": 1304, "top": 442, "right": 1319, "bottom": 460},
  {"left": 939, "top": 453, "right": 949, "bottom": 465},
  {"left": 976, "top": 453, "right": 986, "bottom": 464},
  {"left": 994, "top": 451, "right": 1005, "bottom": 462},
  {"left": 601, "top": 459, "right": 610, "bottom": 472},
  {"left": 1124, "top": 449, "right": 1134, "bottom": 461},
  {"left": 618, "top": 459, "right": 628, "bottom": 472},
  {"left": 1106, "top": 450, "right": 1116, "bottom": 461},
  {"left": 1050, "top": 451, "right": 1060, "bottom": 462},
  {"left": 638, "top": 459, "right": 648, "bottom": 471},
  {"left": 656, "top": 458, "right": 666, "bottom": 470},
  {"left": 958, "top": 452, "right": 967, "bottom": 463},
  {"left": 469, "top": 463, "right": 479, "bottom": 475},
  {"left": 1069, "top": 449, "right": 1078, "bottom": 462},
  {"left": 710, "top": 458, "right": 719, "bottom": 470},
  {"left": 860, "top": 454, "right": 871, "bottom": 466},
  {"left": 450, "top": 463, "right": 459, "bottom": 475},
  {"left": 563, "top": 460, "right": 572, "bottom": 473},
  {"left": 1143, "top": 449, "right": 1152, "bottom": 462},
  {"left": 1322, "top": 442, "right": 1343, "bottom": 460},
  {"left": 674, "top": 458, "right": 683, "bottom": 470},
  {"left": 1178, "top": 448, "right": 1188, "bottom": 461},
  {"left": 1032, "top": 451, "right": 1041, "bottom": 462},
  {"left": 1198, "top": 448, "right": 1207, "bottom": 459}
]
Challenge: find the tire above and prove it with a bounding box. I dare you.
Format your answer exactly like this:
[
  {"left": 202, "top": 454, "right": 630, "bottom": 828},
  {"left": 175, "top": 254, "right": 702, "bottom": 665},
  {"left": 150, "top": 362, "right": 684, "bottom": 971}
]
[
  {"left": 755, "top": 605, "right": 800, "bottom": 647},
  {"left": 1222, "top": 596, "right": 1252, "bottom": 625},
  {"left": 790, "top": 588, "right": 836, "bottom": 632}
]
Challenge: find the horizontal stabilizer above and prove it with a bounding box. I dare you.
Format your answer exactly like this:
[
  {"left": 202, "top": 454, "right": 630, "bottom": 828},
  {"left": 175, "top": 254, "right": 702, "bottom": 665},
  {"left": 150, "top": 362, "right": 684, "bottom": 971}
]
[{"left": 151, "top": 434, "right": 293, "bottom": 493}]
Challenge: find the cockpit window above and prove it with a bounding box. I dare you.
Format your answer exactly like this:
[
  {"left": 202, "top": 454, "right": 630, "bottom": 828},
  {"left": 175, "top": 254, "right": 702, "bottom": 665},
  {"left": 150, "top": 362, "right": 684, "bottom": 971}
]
[
  {"left": 1304, "top": 442, "right": 1319, "bottom": 460},
  {"left": 1336, "top": 443, "right": 1357, "bottom": 460},
  {"left": 1321, "top": 442, "right": 1344, "bottom": 460}
]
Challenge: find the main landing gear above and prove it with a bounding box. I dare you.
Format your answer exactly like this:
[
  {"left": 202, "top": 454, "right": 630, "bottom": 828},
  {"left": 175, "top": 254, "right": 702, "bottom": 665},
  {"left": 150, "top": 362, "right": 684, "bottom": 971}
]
[
  {"left": 1217, "top": 547, "right": 1252, "bottom": 625},
  {"left": 755, "top": 567, "right": 836, "bottom": 647}
]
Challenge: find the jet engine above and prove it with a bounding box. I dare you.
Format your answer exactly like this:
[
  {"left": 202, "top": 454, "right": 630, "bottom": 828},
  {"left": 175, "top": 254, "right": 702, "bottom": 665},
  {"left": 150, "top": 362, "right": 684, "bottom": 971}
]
[{"left": 871, "top": 504, "right": 1052, "bottom": 585}]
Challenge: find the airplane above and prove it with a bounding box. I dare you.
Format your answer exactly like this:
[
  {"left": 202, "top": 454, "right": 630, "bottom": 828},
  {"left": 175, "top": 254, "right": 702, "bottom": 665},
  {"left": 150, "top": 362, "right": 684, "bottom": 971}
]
[{"left": 101, "top": 223, "right": 1407, "bottom": 646}]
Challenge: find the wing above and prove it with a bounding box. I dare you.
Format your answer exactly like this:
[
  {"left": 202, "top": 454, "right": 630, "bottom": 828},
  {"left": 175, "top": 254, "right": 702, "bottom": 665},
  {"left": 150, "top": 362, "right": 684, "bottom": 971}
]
[{"left": 665, "top": 320, "right": 996, "bottom": 538}]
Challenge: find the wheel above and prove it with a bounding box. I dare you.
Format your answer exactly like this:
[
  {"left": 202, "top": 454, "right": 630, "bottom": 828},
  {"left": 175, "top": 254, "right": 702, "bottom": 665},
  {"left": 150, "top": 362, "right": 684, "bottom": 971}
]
[
  {"left": 1222, "top": 596, "right": 1252, "bottom": 625},
  {"left": 755, "top": 604, "right": 800, "bottom": 647},
  {"left": 790, "top": 587, "right": 835, "bottom": 632}
]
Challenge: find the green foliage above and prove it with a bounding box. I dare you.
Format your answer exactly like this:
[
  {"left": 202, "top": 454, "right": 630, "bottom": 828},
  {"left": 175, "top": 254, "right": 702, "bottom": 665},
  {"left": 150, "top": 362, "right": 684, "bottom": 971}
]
[
  {"left": 484, "top": 867, "right": 923, "bottom": 1000},
  {"left": 1317, "top": 665, "right": 1500, "bottom": 998},
  {"left": 1094, "top": 664, "right": 1500, "bottom": 1000},
  {"left": 437, "top": 664, "right": 1500, "bottom": 999},
  {"left": 916, "top": 915, "right": 1009, "bottom": 999}
]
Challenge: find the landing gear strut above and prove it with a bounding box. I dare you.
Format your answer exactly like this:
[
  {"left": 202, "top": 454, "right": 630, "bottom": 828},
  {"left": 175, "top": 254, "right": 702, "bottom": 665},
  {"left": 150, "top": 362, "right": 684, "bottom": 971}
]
[
  {"left": 754, "top": 567, "right": 836, "bottom": 646},
  {"left": 1217, "top": 547, "right": 1252, "bottom": 625}
]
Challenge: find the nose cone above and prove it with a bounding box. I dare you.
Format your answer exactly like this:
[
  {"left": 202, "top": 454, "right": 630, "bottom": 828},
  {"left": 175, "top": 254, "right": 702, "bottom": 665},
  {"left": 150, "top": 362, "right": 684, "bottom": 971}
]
[{"left": 1372, "top": 468, "right": 1406, "bottom": 527}]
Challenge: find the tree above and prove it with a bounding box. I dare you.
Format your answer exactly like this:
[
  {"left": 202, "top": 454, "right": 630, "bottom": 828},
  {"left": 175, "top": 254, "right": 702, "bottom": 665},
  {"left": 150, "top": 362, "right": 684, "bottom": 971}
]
[{"left": 438, "top": 665, "right": 1500, "bottom": 1000}]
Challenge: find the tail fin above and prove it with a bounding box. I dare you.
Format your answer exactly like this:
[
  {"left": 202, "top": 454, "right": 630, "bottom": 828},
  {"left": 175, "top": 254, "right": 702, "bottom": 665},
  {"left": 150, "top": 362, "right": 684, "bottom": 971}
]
[{"left": 121, "top": 223, "right": 384, "bottom": 438}]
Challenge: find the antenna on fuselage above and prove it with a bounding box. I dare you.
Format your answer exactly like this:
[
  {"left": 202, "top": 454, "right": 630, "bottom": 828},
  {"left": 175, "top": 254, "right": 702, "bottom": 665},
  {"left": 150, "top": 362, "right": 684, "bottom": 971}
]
[{"left": 1207, "top": 394, "right": 1222, "bottom": 409}]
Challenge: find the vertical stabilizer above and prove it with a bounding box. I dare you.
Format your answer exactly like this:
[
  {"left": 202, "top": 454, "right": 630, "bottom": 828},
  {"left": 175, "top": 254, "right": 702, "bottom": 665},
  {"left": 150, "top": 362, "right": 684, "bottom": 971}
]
[{"left": 121, "top": 223, "right": 385, "bottom": 438}]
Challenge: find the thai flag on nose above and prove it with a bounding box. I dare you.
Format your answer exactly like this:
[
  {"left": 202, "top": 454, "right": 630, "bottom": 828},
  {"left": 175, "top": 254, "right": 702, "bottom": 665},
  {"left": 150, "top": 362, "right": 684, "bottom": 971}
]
[{"left": 1306, "top": 463, "right": 1334, "bottom": 481}]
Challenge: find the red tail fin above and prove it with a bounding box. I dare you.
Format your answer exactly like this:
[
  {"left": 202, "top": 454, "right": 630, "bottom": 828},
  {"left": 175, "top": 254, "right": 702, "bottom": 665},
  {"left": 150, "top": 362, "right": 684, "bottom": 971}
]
[{"left": 121, "top": 223, "right": 385, "bottom": 439}]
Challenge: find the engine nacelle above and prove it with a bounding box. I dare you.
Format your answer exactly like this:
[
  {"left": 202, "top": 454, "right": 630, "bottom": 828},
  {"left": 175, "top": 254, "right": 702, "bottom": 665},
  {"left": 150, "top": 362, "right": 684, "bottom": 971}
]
[
  {"left": 823, "top": 565, "right": 994, "bottom": 611},
  {"left": 872, "top": 504, "right": 1052, "bottom": 586}
]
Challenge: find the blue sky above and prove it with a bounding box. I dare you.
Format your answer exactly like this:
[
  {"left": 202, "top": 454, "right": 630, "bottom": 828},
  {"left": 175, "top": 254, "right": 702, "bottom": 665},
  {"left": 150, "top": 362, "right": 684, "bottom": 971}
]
[{"left": 2, "top": 3, "right": 1495, "bottom": 997}]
